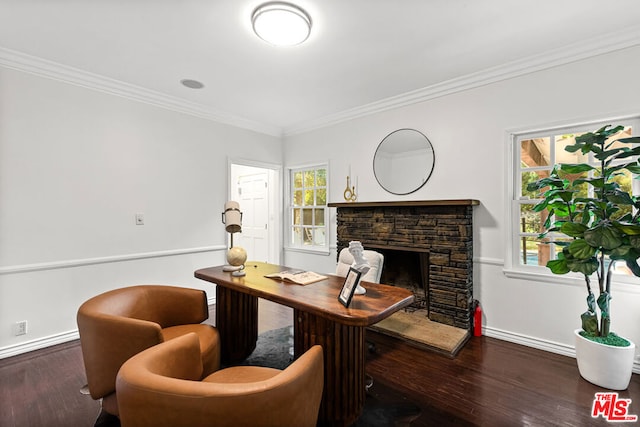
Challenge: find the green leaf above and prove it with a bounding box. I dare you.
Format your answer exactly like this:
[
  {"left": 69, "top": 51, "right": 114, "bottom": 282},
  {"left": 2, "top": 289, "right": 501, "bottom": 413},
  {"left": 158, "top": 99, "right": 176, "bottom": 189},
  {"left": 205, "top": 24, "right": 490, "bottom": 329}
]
[
  {"left": 583, "top": 222, "right": 623, "bottom": 250},
  {"left": 595, "top": 148, "right": 625, "bottom": 160},
  {"left": 629, "top": 235, "right": 640, "bottom": 249},
  {"left": 567, "top": 239, "right": 596, "bottom": 259},
  {"left": 615, "top": 147, "right": 640, "bottom": 159},
  {"left": 606, "top": 190, "right": 634, "bottom": 205},
  {"left": 546, "top": 259, "right": 570, "bottom": 274},
  {"left": 560, "top": 222, "right": 587, "bottom": 237},
  {"left": 617, "top": 136, "right": 640, "bottom": 144},
  {"left": 608, "top": 245, "right": 631, "bottom": 258},
  {"left": 574, "top": 177, "right": 604, "bottom": 188},
  {"left": 566, "top": 257, "right": 599, "bottom": 276},
  {"left": 560, "top": 164, "right": 595, "bottom": 173},
  {"left": 564, "top": 144, "right": 584, "bottom": 153},
  {"left": 615, "top": 224, "right": 640, "bottom": 236}
]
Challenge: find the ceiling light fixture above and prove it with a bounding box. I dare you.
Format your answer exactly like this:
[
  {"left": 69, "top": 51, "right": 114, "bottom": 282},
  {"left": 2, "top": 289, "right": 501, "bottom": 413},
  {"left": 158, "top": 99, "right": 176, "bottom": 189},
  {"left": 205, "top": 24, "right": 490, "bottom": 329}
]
[{"left": 251, "top": 2, "right": 311, "bottom": 46}]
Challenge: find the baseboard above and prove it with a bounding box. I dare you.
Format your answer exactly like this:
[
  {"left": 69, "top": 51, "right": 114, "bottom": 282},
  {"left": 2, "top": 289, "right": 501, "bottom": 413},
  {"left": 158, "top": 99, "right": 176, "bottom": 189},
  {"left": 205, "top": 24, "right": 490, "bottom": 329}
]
[
  {"left": 0, "top": 330, "right": 79, "bottom": 359},
  {"left": 0, "top": 301, "right": 216, "bottom": 360},
  {"left": 484, "top": 326, "right": 640, "bottom": 374}
]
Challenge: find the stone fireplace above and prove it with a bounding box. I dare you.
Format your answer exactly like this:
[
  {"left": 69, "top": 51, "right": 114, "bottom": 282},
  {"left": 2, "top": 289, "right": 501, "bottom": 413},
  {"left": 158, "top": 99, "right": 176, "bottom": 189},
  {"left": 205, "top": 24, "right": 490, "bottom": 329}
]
[{"left": 328, "top": 200, "right": 479, "bottom": 330}]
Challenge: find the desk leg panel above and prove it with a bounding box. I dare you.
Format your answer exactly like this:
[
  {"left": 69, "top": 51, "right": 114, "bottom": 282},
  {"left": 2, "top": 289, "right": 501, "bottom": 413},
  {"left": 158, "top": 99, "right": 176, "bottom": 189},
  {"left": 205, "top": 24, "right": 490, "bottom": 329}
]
[
  {"left": 216, "top": 286, "right": 258, "bottom": 364},
  {"left": 294, "top": 310, "right": 365, "bottom": 427}
]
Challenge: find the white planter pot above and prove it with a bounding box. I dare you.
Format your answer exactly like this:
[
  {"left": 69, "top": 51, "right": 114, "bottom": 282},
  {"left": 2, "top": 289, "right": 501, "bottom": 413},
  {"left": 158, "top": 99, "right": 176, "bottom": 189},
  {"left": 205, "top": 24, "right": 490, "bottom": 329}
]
[{"left": 574, "top": 329, "right": 636, "bottom": 390}]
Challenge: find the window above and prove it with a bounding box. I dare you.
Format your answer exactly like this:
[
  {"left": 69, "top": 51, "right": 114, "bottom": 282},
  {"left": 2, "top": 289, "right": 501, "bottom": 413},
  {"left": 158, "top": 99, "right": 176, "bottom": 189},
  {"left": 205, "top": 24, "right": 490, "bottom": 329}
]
[
  {"left": 288, "top": 165, "right": 328, "bottom": 250},
  {"left": 510, "top": 117, "right": 640, "bottom": 278}
]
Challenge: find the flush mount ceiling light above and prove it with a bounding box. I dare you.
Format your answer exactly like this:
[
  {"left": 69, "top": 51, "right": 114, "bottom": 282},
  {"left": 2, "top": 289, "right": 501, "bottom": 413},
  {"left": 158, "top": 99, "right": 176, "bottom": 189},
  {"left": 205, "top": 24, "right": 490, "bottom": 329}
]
[{"left": 251, "top": 2, "right": 312, "bottom": 46}]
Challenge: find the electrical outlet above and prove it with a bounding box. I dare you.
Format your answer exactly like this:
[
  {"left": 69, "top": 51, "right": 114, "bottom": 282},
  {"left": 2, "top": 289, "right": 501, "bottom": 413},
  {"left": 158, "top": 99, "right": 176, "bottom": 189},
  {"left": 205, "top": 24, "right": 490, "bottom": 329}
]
[
  {"left": 135, "top": 213, "right": 144, "bottom": 225},
  {"left": 14, "top": 320, "right": 27, "bottom": 336}
]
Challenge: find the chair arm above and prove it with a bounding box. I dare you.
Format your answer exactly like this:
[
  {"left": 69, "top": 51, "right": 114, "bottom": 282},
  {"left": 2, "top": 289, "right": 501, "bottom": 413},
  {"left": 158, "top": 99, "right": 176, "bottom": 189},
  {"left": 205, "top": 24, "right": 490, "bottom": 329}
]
[{"left": 77, "top": 311, "right": 163, "bottom": 399}]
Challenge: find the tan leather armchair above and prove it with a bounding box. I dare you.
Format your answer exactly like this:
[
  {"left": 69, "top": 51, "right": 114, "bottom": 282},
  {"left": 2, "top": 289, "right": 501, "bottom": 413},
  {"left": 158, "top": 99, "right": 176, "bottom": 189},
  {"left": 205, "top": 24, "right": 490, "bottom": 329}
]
[
  {"left": 77, "top": 285, "right": 220, "bottom": 416},
  {"left": 116, "top": 333, "right": 324, "bottom": 427}
]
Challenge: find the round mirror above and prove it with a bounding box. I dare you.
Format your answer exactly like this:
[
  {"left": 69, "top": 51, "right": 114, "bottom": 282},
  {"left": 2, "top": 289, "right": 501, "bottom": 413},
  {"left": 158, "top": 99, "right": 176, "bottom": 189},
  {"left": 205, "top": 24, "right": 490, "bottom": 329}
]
[{"left": 373, "top": 129, "right": 435, "bottom": 195}]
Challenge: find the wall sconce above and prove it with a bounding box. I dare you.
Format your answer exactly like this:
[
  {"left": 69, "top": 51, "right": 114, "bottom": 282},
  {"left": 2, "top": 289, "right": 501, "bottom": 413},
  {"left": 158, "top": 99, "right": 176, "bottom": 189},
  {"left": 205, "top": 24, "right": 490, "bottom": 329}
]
[
  {"left": 221, "top": 201, "right": 247, "bottom": 277},
  {"left": 343, "top": 165, "right": 357, "bottom": 202}
]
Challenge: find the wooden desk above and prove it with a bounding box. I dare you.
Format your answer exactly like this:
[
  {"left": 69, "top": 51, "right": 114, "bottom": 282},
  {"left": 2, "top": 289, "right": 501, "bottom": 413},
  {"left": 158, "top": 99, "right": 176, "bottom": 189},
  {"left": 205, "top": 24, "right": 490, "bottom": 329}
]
[{"left": 195, "top": 262, "right": 414, "bottom": 427}]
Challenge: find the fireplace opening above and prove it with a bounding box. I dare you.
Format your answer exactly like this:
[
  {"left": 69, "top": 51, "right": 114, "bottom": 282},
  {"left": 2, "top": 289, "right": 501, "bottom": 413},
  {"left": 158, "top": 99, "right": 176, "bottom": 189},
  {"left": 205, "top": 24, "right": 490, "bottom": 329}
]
[{"left": 375, "top": 248, "right": 428, "bottom": 313}]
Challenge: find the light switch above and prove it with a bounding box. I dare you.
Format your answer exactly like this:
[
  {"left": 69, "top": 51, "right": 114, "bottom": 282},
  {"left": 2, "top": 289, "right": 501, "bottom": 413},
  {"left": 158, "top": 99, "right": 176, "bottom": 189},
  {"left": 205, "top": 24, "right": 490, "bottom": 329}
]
[{"left": 135, "top": 213, "right": 144, "bottom": 225}]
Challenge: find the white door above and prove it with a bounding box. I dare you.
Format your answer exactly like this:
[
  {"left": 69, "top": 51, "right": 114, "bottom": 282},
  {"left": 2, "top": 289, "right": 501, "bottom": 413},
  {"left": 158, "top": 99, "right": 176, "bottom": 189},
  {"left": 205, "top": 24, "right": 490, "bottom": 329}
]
[{"left": 235, "top": 171, "right": 269, "bottom": 262}]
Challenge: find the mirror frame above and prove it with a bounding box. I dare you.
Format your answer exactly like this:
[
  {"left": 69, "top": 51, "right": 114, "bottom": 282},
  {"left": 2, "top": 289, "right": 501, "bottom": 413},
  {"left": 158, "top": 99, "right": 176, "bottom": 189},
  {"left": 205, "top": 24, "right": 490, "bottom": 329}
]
[{"left": 373, "top": 128, "right": 435, "bottom": 195}]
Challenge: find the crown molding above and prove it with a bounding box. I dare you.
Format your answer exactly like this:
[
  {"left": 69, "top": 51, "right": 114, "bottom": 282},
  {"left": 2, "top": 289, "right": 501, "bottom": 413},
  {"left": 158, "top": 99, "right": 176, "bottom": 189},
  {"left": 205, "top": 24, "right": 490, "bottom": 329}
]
[
  {"left": 284, "top": 25, "right": 640, "bottom": 136},
  {"left": 3, "top": 24, "right": 640, "bottom": 140},
  {"left": 0, "top": 47, "right": 283, "bottom": 137}
]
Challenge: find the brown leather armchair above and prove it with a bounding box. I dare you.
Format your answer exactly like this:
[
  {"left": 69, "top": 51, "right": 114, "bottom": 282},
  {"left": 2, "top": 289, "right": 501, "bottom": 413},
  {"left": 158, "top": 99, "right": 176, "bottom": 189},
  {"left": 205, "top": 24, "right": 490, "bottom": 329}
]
[
  {"left": 116, "top": 333, "right": 324, "bottom": 427},
  {"left": 77, "top": 285, "right": 220, "bottom": 416}
]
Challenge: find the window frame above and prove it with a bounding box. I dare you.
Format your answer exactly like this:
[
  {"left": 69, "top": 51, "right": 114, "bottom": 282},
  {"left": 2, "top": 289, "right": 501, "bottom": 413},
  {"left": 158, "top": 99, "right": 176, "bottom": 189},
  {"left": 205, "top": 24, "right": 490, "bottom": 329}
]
[
  {"left": 285, "top": 163, "right": 329, "bottom": 254},
  {"left": 505, "top": 116, "right": 640, "bottom": 285}
]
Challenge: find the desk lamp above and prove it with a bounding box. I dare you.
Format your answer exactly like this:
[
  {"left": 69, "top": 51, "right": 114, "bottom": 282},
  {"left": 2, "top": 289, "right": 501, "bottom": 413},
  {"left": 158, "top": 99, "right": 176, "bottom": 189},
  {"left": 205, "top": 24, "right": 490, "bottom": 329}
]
[{"left": 221, "top": 201, "right": 247, "bottom": 277}]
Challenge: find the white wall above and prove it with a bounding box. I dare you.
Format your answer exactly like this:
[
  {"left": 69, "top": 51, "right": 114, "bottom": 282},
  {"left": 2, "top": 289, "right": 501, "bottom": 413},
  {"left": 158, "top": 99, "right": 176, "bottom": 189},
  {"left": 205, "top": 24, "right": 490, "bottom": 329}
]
[
  {"left": 2, "top": 45, "right": 639, "bottom": 369},
  {"left": 282, "top": 45, "right": 640, "bottom": 368},
  {"left": 0, "top": 66, "right": 282, "bottom": 356}
]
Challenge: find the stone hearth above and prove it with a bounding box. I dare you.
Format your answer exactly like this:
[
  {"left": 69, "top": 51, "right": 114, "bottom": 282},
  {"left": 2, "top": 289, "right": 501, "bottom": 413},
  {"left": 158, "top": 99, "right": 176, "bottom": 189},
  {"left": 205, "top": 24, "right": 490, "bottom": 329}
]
[{"left": 328, "top": 200, "right": 479, "bottom": 330}]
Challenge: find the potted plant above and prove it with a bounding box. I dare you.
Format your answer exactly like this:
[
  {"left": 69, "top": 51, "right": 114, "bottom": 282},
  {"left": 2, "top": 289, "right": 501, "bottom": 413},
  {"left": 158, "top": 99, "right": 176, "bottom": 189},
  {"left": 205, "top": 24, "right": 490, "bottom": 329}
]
[{"left": 527, "top": 124, "right": 639, "bottom": 390}]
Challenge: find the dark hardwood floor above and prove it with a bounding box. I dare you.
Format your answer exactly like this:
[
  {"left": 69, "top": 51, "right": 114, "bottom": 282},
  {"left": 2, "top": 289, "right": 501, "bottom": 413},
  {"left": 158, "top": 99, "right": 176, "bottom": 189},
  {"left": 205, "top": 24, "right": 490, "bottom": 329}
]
[{"left": 1, "top": 300, "right": 638, "bottom": 426}]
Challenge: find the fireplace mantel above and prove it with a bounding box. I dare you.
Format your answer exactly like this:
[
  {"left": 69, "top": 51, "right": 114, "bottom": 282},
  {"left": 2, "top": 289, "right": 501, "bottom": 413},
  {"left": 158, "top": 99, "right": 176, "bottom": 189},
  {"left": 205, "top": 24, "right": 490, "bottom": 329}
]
[{"left": 328, "top": 199, "right": 479, "bottom": 208}]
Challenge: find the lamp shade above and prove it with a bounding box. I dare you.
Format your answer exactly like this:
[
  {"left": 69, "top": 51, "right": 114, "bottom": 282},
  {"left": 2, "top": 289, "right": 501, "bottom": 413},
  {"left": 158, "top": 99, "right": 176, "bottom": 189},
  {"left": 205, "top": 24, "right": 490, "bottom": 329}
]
[{"left": 223, "top": 201, "right": 242, "bottom": 233}]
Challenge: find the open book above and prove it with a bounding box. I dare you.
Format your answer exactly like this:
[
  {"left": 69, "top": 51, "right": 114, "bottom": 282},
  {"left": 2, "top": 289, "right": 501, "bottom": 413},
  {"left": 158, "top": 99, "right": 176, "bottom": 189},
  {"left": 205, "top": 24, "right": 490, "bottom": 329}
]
[{"left": 265, "top": 269, "right": 328, "bottom": 285}]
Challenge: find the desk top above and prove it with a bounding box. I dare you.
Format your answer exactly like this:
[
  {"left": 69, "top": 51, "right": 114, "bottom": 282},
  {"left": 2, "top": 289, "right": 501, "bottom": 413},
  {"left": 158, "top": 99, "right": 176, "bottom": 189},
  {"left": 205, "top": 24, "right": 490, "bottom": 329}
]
[{"left": 195, "top": 262, "right": 414, "bottom": 327}]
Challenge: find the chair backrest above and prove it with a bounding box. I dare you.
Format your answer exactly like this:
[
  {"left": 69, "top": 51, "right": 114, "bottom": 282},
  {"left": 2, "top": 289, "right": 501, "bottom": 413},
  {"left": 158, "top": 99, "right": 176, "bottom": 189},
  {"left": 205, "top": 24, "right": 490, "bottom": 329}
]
[
  {"left": 76, "top": 285, "right": 209, "bottom": 400},
  {"left": 116, "top": 333, "right": 324, "bottom": 427},
  {"left": 335, "top": 248, "right": 384, "bottom": 283}
]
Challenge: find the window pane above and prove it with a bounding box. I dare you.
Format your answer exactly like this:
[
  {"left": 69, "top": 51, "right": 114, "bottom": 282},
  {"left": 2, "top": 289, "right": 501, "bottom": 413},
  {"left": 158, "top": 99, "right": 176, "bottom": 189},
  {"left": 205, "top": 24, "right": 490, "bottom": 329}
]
[
  {"left": 316, "top": 169, "right": 327, "bottom": 186},
  {"left": 292, "top": 226, "right": 303, "bottom": 245},
  {"left": 303, "top": 227, "right": 313, "bottom": 245},
  {"left": 518, "top": 237, "right": 550, "bottom": 267},
  {"left": 520, "top": 204, "right": 545, "bottom": 234},
  {"left": 293, "top": 172, "right": 303, "bottom": 189},
  {"left": 302, "top": 208, "right": 313, "bottom": 225},
  {"left": 304, "top": 171, "right": 315, "bottom": 187},
  {"left": 316, "top": 188, "right": 326, "bottom": 205},
  {"left": 556, "top": 133, "right": 588, "bottom": 164},
  {"left": 313, "top": 227, "right": 326, "bottom": 246},
  {"left": 293, "top": 190, "right": 303, "bottom": 206},
  {"left": 304, "top": 190, "right": 314, "bottom": 206},
  {"left": 293, "top": 208, "right": 301, "bottom": 225},
  {"left": 521, "top": 138, "right": 550, "bottom": 167},
  {"left": 315, "top": 208, "right": 325, "bottom": 226}
]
